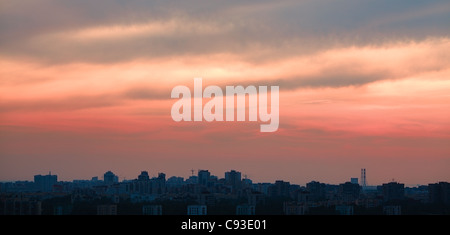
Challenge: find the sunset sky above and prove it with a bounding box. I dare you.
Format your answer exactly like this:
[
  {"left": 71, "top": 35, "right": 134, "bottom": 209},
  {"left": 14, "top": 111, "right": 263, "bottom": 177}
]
[{"left": 1, "top": 0, "right": 449, "bottom": 185}]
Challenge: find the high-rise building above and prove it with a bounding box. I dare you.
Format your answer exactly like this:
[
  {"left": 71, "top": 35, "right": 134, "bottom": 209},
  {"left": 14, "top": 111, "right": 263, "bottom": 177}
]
[
  {"left": 186, "top": 176, "right": 198, "bottom": 184},
  {"left": 158, "top": 173, "right": 166, "bottom": 182},
  {"left": 428, "top": 182, "right": 450, "bottom": 205},
  {"left": 104, "top": 171, "right": 118, "bottom": 185},
  {"left": 382, "top": 182, "right": 405, "bottom": 202},
  {"left": 306, "top": 181, "right": 326, "bottom": 201},
  {"left": 126, "top": 171, "right": 166, "bottom": 195},
  {"left": 198, "top": 170, "right": 210, "bottom": 187},
  {"left": 149, "top": 172, "right": 166, "bottom": 195},
  {"left": 339, "top": 182, "right": 361, "bottom": 202},
  {"left": 34, "top": 173, "right": 57, "bottom": 192},
  {"left": 268, "top": 180, "right": 290, "bottom": 197},
  {"left": 138, "top": 171, "right": 150, "bottom": 181},
  {"left": 225, "top": 170, "right": 242, "bottom": 191},
  {"left": 351, "top": 178, "right": 359, "bottom": 185},
  {"left": 166, "top": 176, "right": 184, "bottom": 188}
]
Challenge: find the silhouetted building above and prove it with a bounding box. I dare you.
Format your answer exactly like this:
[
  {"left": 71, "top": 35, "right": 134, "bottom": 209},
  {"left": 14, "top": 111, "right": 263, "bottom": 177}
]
[
  {"left": 143, "top": 205, "right": 162, "bottom": 215},
  {"left": 428, "top": 182, "right": 450, "bottom": 205},
  {"left": 383, "top": 205, "right": 401, "bottom": 215},
  {"left": 283, "top": 202, "right": 308, "bottom": 215},
  {"left": 306, "top": 181, "right": 326, "bottom": 201},
  {"left": 54, "top": 205, "right": 72, "bottom": 215},
  {"left": 252, "top": 183, "right": 271, "bottom": 195},
  {"left": 97, "top": 205, "right": 117, "bottom": 215},
  {"left": 382, "top": 182, "right": 405, "bottom": 202},
  {"left": 158, "top": 173, "right": 166, "bottom": 182},
  {"left": 405, "top": 186, "right": 428, "bottom": 202},
  {"left": 198, "top": 170, "right": 210, "bottom": 187},
  {"left": 186, "top": 175, "right": 198, "bottom": 184},
  {"left": 339, "top": 182, "right": 360, "bottom": 203},
  {"left": 225, "top": 170, "right": 242, "bottom": 191},
  {"left": 236, "top": 204, "right": 255, "bottom": 215},
  {"left": 152, "top": 173, "right": 166, "bottom": 194},
  {"left": 187, "top": 205, "right": 207, "bottom": 215},
  {"left": 126, "top": 171, "right": 166, "bottom": 195},
  {"left": 335, "top": 205, "right": 353, "bottom": 215},
  {"left": 128, "top": 171, "right": 151, "bottom": 194},
  {"left": 167, "top": 176, "right": 184, "bottom": 188},
  {"left": 247, "top": 191, "right": 265, "bottom": 205},
  {"left": 138, "top": 171, "right": 150, "bottom": 181},
  {"left": 2, "top": 181, "right": 36, "bottom": 193},
  {"left": 356, "top": 197, "right": 383, "bottom": 208},
  {"left": 269, "top": 180, "right": 290, "bottom": 197},
  {"left": 103, "top": 171, "right": 118, "bottom": 185},
  {"left": 0, "top": 196, "right": 42, "bottom": 215},
  {"left": 242, "top": 178, "right": 252, "bottom": 189},
  {"left": 34, "top": 173, "right": 57, "bottom": 192},
  {"left": 351, "top": 178, "right": 359, "bottom": 185},
  {"left": 298, "top": 191, "right": 311, "bottom": 203},
  {"left": 198, "top": 192, "right": 215, "bottom": 206}
]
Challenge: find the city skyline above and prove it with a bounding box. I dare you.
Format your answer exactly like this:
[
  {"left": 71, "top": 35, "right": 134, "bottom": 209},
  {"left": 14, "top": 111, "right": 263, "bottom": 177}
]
[
  {"left": 3, "top": 167, "right": 448, "bottom": 215},
  {"left": 1, "top": 1, "right": 449, "bottom": 186},
  {"left": 1, "top": 168, "right": 446, "bottom": 188}
]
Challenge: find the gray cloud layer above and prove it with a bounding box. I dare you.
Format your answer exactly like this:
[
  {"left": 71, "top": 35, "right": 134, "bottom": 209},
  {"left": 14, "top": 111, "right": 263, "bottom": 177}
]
[{"left": 1, "top": 0, "right": 449, "bottom": 63}]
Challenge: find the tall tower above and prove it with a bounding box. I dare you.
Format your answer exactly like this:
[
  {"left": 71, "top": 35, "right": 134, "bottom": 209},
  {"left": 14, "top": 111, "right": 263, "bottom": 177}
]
[{"left": 361, "top": 168, "right": 367, "bottom": 187}]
